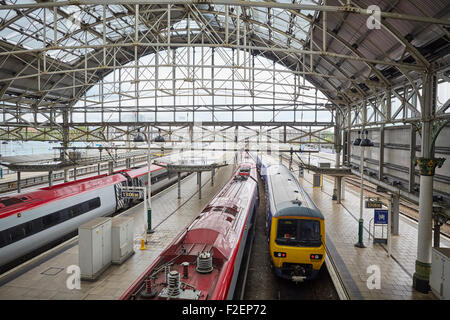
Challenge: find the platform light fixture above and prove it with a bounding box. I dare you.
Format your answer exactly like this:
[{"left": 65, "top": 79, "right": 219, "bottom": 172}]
[
  {"left": 360, "top": 130, "right": 374, "bottom": 147},
  {"left": 354, "top": 129, "right": 373, "bottom": 249},
  {"left": 353, "top": 130, "right": 362, "bottom": 146},
  {"left": 154, "top": 129, "right": 165, "bottom": 143}
]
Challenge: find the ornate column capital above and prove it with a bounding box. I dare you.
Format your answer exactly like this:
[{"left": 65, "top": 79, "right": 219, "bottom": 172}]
[{"left": 415, "top": 157, "right": 446, "bottom": 176}]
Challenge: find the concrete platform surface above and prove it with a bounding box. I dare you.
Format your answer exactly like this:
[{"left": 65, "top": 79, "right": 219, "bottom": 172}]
[{"left": 297, "top": 161, "right": 448, "bottom": 300}]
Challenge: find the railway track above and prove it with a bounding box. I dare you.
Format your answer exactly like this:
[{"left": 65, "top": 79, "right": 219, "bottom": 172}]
[
  {"left": 342, "top": 176, "right": 450, "bottom": 239},
  {"left": 281, "top": 153, "right": 450, "bottom": 240},
  {"left": 243, "top": 165, "right": 339, "bottom": 300}
]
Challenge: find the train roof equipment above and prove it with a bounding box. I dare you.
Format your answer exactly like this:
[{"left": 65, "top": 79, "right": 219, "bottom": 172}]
[{"left": 267, "top": 163, "right": 323, "bottom": 220}]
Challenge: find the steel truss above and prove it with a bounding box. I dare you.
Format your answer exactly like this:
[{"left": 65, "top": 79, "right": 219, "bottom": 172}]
[{"left": 0, "top": 1, "right": 448, "bottom": 148}]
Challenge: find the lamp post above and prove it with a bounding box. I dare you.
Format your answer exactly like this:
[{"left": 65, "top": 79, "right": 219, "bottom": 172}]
[
  {"left": 146, "top": 125, "right": 154, "bottom": 234},
  {"left": 134, "top": 126, "right": 154, "bottom": 234},
  {"left": 354, "top": 130, "right": 373, "bottom": 248}
]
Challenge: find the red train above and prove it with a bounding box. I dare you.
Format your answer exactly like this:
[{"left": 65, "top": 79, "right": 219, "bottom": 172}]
[
  {"left": 0, "top": 164, "right": 171, "bottom": 270},
  {"left": 120, "top": 154, "right": 259, "bottom": 300}
]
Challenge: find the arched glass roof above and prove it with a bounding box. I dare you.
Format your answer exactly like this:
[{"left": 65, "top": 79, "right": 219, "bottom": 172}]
[
  {"left": 0, "top": 0, "right": 448, "bottom": 134},
  {"left": 71, "top": 47, "right": 330, "bottom": 124}
]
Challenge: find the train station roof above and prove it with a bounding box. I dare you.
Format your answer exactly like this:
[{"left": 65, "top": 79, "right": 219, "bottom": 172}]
[{"left": 0, "top": 0, "right": 448, "bottom": 109}]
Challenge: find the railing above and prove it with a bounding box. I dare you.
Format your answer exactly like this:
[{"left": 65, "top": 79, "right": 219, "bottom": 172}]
[{"left": 0, "top": 155, "right": 150, "bottom": 193}]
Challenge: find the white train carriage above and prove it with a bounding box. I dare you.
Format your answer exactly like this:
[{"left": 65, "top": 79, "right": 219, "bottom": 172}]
[{"left": 0, "top": 174, "right": 126, "bottom": 267}]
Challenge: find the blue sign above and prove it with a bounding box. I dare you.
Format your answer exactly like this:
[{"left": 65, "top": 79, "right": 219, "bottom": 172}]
[{"left": 374, "top": 209, "right": 388, "bottom": 224}]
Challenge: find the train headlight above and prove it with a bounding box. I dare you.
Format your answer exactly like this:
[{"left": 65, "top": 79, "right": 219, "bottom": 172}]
[
  {"left": 310, "top": 254, "right": 323, "bottom": 260},
  {"left": 274, "top": 252, "right": 287, "bottom": 258}
]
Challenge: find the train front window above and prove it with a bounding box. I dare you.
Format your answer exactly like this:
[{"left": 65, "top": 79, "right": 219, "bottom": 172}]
[{"left": 276, "top": 219, "right": 321, "bottom": 247}]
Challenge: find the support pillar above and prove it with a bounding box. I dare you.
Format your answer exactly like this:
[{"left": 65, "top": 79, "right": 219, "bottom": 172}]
[
  {"left": 62, "top": 109, "right": 69, "bottom": 184},
  {"left": 17, "top": 171, "right": 21, "bottom": 193},
  {"left": 413, "top": 69, "right": 445, "bottom": 293},
  {"left": 333, "top": 148, "right": 342, "bottom": 201},
  {"left": 126, "top": 158, "right": 131, "bottom": 169},
  {"left": 211, "top": 168, "right": 215, "bottom": 186},
  {"left": 433, "top": 218, "right": 442, "bottom": 248},
  {"left": 408, "top": 124, "right": 417, "bottom": 193},
  {"left": 74, "top": 167, "right": 77, "bottom": 181},
  {"left": 414, "top": 169, "right": 433, "bottom": 293},
  {"left": 108, "top": 161, "right": 114, "bottom": 175},
  {"left": 391, "top": 194, "right": 400, "bottom": 236},
  {"left": 197, "top": 172, "right": 202, "bottom": 199},
  {"left": 177, "top": 172, "right": 181, "bottom": 199},
  {"left": 378, "top": 124, "right": 385, "bottom": 181},
  {"left": 346, "top": 104, "right": 352, "bottom": 166},
  {"left": 98, "top": 163, "right": 101, "bottom": 175},
  {"left": 355, "top": 147, "right": 366, "bottom": 248},
  {"left": 189, "top": 124, "right": 194, "bottom": 147},
  {"left": 433, "top": 213, "right": 447, "bottom": 248},
  {"left": 333, "top": 110, "right": 343, "bottom": 202},
  {"left": 48, "top": 171, "right": 53, "bottom": 187},
  {"left": 289, "top": 147, "right": 293, "bottom": 170},
  {"left": 146, "top": 125, "right": 154, "bottom": 234},
  {"left": 335, "top": 176, "right": 342, "bottom": 204},
  {"left": 341, "top": 177, "right": 346, "bottom": 200}
]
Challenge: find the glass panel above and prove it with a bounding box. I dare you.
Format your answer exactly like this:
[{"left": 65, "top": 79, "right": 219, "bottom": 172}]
[{"left": 276, "top": 219, "right": 321, "bottom": 247}]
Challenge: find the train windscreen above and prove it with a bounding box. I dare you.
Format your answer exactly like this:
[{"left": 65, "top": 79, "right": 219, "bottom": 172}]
[{"left": 275, "top": 219, "right": 321, "bottom": 247}]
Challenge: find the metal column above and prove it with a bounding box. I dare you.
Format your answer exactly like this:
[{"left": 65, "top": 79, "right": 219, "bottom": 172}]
[
  {"left": 355, "top": 146, "right": 366, "bottom": 248},
  {"left": 197, "top": 172, "right": 202, "bottom": 199},
  {"left": 341, "top": 177, "right": 346, "bottom": 200},
  {"left": 333, "top": 111, "right": 342, "bottom": 201},
  {"left": 346, "top": 104, "right": 352, "bottom": 166},
  {"left": 177, "top": 172, "right": 181, "bottom": 199},
  {"left": 289, "top": 148, "right": 293, "bottom": 170},
  {"left": 408, "top": 125, "right": 417, "bottom": 193},
  {"left": 413, "top": 69, "right": 442, "bottom": 293},
  {"left": 146, "top": 125, "right": 154, "bottom": 234},
  {"left": 17, "top": 171, "right": 21, "bottom": 193},
  {"left": 378, "top": 125, "right": 385, "bottom": 180},
  {"left": 391, "top": 194, "right": 400, "bottom": 235},
  {"left": 48, "top": 171, "right": 53, "bottom": 187},
  {"left": 336, "top": 176, "right": 342, "bottom": 204}
]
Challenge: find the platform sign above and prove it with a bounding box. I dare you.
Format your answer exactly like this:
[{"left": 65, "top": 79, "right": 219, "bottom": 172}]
[
  {"left": 120, "top": 190, "right": 142, "bottom": 199},
  {"left": 313, "top": 174, "right": 322, "bottom": 188},
  {"left": 365, "top": 200, "right": 383, "bottom": 209},
  {"left": 374, "top": 209, "right": 388, "bottom": 225}
]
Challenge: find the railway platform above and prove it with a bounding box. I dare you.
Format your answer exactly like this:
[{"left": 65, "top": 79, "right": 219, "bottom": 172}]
[
  {"left": 0, "top": 163, "right": 235, "bottom": 300},
  {"left": 297, "top": 163, "right": 449, "bottom": 300}
]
